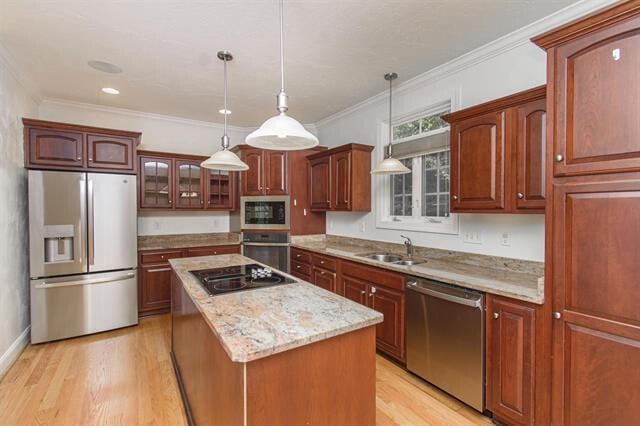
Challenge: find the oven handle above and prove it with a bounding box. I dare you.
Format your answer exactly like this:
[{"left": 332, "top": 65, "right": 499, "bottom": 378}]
[{"left": 242, "top": 242, "right": 290, "bottom": 247}]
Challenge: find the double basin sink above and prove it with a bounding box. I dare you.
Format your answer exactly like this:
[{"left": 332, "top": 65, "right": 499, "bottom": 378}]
[{"left": 357, "top": 253, "right": 426, "bottom": 266}]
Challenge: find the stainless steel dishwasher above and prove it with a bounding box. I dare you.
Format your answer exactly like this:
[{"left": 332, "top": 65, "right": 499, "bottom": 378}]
[{"left": 406, "top": 277, "right": 485, "bottom": 412}]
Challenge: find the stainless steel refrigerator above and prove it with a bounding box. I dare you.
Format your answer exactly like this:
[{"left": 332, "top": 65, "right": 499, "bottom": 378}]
[{"left": 28, "top": 170, "right": 138, "bottom": 343}]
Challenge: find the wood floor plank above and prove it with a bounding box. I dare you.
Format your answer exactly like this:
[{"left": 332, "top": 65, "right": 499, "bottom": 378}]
[{"left": 0, "top": 314, "right": 492, "bottom": 425}]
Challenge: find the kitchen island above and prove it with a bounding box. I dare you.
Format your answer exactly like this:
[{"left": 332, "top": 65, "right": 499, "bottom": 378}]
[{"left": 169, "top": 254, "right": 383, "bottom": 425}]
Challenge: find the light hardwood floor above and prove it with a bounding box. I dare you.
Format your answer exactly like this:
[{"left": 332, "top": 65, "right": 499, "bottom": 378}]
[{"left": 0, "top": 315, "right": 492, "bottom": 425}]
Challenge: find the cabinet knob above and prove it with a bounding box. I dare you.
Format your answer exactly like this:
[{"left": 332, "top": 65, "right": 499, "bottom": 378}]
[
  {"left": 89, "top": 157, "right": 93, "bottom": 161},
  {"left": 213, "top": 251, "right": 217, "bottom": 255},
  {"left": 360, "top": 290, "right": 366, "bottom": 295},
  {"left": 296, "top": 265, "right": 301, "bottom": 269},
  {"left": 169, "top": 200, "right": 172, "bottom": 204},
  {"left": 555, "top": 154, "right": 564, "bottom": 162},
  {"left": 320, "top": 261, "right": 325, "bottom": 264},
  {"left": 370, "top": 286, "right": 376, "bottom": 294},
  {"left": 553, "top": 311, "right": 562, "bottom": 319},
  {"left": 452, "top": 195, "right": 458, "bottom": 201},
  {"left": 77, "top": 156, "right": 82, "bottom": 160},
  {"left": 517, "top": 192, "right": 524, "bottom": 199},
  {"left": 493, "top": 312, "right": 499, "bottom": 319},
  {"left": 296, "top": 254, "right": 301, "bottom": 258},
  {"left": 320, "top": 271, "right": 325, "bottom": 275}
]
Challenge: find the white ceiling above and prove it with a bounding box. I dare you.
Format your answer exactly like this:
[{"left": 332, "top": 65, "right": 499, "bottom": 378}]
[{"left": 1, "top": 0, "right": 578, "bottom": 127}]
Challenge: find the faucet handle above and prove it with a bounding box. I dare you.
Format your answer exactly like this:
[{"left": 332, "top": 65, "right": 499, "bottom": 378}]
[{"left": 400, "top": 235, "right": 412, "bottom": 244}]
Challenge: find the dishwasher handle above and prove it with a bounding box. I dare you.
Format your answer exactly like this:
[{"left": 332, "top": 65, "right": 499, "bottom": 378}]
[{"left": 407, "top": 281, "right": 483, "bottom": 309}]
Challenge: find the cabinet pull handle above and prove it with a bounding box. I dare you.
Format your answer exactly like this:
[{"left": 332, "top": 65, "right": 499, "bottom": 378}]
[
  {"left": 361, "top": 290, "right": 366, "bottom": 295},
  {"left": 555, "top": 154, "right": 564, "bottom": 162},
  {"left": 147, "top": 267, "right": 171, "bottom": 273},
  {"left": 452, "top": 195, "right": 458, "bottom": 200},
  {"left": 296, "top": 265, "right": 301, "bottom": 269},
  {"left": 370, "top": 286, "right": 376, "bottom": 294},
  {"left": 320, "top": 260, "right": 325, "bottom": 264},
  {"left": 493, "top": 312, "right": 499, "bottom": 319},
  {"left": 297, "top": 254, "right": 301, "bottom": 258},
  {"left": 77, "top": 156, "right": 82, "bottom": 160},
  {"left": 553, "top": 311, "right": 562, "bottom": 319},
  {"left": 517, "top": 192, "right": 524, "bottom": 199},
  {"left": 320, "top": 271, "right": 325, "bottom": 275}
]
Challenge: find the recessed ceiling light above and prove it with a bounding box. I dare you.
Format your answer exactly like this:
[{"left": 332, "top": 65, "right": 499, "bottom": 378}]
[
  {"left": 88, "top": 60, "right": 123, "bottom": 74},
  {"left": 101, "top": 87, "right": 120, "bottom": 95},
  {"left": 219, "top": 109, "right": 232, "bottom": 115}
]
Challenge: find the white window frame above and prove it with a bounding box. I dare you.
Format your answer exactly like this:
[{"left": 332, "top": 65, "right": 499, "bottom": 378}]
[
  {"left": 375, "top": 95, "right": 460, "bottom": 235},
  {"left": 392, "top": 99, "right": 451, "bottom": 144}
]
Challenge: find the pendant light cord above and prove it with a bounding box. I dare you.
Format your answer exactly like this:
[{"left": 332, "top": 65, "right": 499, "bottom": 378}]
[
  {"left": 221, "top": 54, "right": 230, "bottom": 150},
  {"left": 279, "top": 0, "right": 285, "bottom": 93},
  {"left": 388, "top": 76, "right": 393, "bottom": 158}
]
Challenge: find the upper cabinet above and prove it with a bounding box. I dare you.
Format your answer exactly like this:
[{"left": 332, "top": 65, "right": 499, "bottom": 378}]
[
  {"left": 442, "top": 86, "right": 546, "bottom": 214},
  {"left": 23, "top": 118, "right": 140, "bottom": 174},
  {"left": 138, "top": 150, "right": 237, "bottom": 211},
  {"left": 538, "top": 13, "right": 640, "bottom": 177},
  {"left": 234, "top": 147, "right": 288, "bottom": 196},
  {"left": 307, "top": 143, "right": 374, "bottom": 212}
]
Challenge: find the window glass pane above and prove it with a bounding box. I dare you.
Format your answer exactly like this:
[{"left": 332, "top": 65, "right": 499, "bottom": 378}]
[
  {"left": 424, "top": 154, "right": 438, "bottom": 169},
  {"left": 393, "top": 120, "right": 420, "bottom": 140},
  {"left": 389, "top": 158, "right": 413, "bottom": 217},
  {"left": 393, "top": 196, "right": 404, "bottom": 216},
  {"left": 404, "top": 195, "right": 412, "bottom": 216},
  {"left": 419, "top": 113, "right": 448, "bottom": 133},
  {"left": 439, "top": 150, "right": 450, "bottom": 166},
  {"left": 424, "top": 168, "right": 437, "bottom": 193},
  {"left": 423, "top": 195, "right": 437, "bottom": 217},
  {"left": 439, "top": 167, "right": 450, "bottom": 192},
  {"left": 438, "top": 194, "right": 450, "bottom": 217},
  {"left": 421, "top": 150, "right": 450, "bottom": 218}
]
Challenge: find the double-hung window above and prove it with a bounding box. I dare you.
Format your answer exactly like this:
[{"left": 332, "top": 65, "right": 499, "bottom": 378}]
[{"left": 378, "top": 106, "right": 458, "bottom": 234}]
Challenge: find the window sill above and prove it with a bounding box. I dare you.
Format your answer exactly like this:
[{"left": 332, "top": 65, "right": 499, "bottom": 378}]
[{"left": 376, "top": 217, "right": 459, "bottom": 235}]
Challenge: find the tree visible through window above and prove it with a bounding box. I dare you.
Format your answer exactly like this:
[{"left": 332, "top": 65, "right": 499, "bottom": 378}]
[{"left": 393, "top": 111, "right": 449, "bottom": 142}]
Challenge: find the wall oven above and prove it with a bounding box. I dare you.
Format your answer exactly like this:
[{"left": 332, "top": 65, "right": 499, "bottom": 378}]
[
  {"left": 240, "top": 196, "right": 290, "bottom": 230},
  {"left": 242, "top": 231, "right": 290, "bottom": 273}
]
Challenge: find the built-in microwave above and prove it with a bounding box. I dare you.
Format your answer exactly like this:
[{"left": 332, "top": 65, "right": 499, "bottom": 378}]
[{"left": 240, "top": 196, "right": 290, "bottom": 230}]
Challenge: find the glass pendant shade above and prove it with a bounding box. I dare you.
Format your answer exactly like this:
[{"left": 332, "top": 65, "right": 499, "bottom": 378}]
[
  {"left": 371, "top": 157, "right": 411, "bottom": 175},
  {"left": 246, "top": 112, "right": 318, "bottom": 150},
  {"left": 201, "top": 149, "right": 248, "bottom": 171}
]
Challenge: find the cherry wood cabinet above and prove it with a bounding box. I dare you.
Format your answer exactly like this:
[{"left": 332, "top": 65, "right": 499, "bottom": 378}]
[
  {"left": 140, "top": 156, "right": 174, "bottom": 209},
  {"left": 443, "top": 86, "right": 546, "bottom": 213},
  {"left": 308, "top": 143, "right": 373, "bottom": 212},
  {"left": 309, "top": 156, "right": 331, "bottom": 210},
  {"left": 23, "top": 118, "right": 140, "bottom": 173},
  {"left": 531, "top": 4, "right": 640, "bottom": 424},
  {"left": 138, "top": 150, "right": 237, "bottom": 211},
  {"left": 86, "top": 134, "right": 135, "bottom": 170},
  {"left": 312, "top": 267, "right": 336, "bottom": 293},
  {"left": 139, "top": 244, "right": 240, "bottom": 316},
  {"left": 486, "top": 294, "right": 539, "bottom": 425},
  {"left": 234, "top": 147, "right": 288, "bottom": 196}
]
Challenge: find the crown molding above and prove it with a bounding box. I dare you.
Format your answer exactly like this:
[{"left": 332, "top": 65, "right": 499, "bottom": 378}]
[
  {"left": 0, "top": 42, "right": 43, "bottom": 105},
  {"left": 313, "top": 0, "right": 618, "bottom": 129},
  {"left": 40, "top": 98, "right": 252, "bottom": 133}
]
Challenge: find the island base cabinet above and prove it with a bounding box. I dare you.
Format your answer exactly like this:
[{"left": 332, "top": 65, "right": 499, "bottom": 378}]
[{"left": 171, "top": 276, "right": 377, "bottom": 426}]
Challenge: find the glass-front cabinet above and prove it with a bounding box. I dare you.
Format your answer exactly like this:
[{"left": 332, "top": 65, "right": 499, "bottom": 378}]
[
  {"left": 140, "top": 156, "right": 173, "bottom": 208},
  {"left": 206, "top": 169, "right": 235, "bottom": 210},
  {"left": 175, "top": 160, "right": 204, "bottom": 209}
]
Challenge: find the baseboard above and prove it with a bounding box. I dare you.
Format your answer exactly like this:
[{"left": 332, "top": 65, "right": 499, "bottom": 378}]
[{"left": 0, "top": 326, "right": 30, "bottom": 380}]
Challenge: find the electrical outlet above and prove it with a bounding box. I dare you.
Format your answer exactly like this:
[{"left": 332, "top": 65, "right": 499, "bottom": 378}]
[
  {"left": 500, "top": 232, "right": 511, "bottom": 247},
  {"left": 463, "top": 231, "right": 482, "bottom": 245}
]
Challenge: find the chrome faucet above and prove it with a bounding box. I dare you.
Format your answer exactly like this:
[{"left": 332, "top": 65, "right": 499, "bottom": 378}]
[{"left": 400, "top": 235, "right": 413, "bottom": 257}]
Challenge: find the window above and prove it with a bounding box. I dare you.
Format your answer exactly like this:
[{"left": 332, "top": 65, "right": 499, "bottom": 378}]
[
  {"left": 393, "top": 110, "right": 449, "bottom": 143},
  {"left": 377, "top": 106, "right": 458, "bottom": 235}
]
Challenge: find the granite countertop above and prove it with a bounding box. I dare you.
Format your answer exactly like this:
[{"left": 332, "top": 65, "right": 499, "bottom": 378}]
[
  {"left": 169, "top": 254, "right": 383, "bottom": 363},
  {"left": 291, "top": 236, "right": 544, "bottom": 304},
  {"left": 138, "top": 232, "right": 241, "bottom": 250}
]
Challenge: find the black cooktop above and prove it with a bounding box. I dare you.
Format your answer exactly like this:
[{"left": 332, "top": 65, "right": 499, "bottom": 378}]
[{"left": 190, "top": 263, "right": 295, "bottom": 296}]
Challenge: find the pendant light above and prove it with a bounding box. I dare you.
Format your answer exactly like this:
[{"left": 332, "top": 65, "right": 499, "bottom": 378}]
[
  {"left": 371, "top": 72, "right": 411, "bottom": 175},
  {"left": 201, "top": 51, "right": 249, "bottom": 171},
  {"left": 245, "top": 0, "right": 319, "bottom": 150}
]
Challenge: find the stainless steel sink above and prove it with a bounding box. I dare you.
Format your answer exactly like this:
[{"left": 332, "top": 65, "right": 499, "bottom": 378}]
[
  {"left": 359, "top": 253, "right": 404, "bottom": 263},
  {"left": 392, "top": 259, "right": 425, "bottom": 266}
]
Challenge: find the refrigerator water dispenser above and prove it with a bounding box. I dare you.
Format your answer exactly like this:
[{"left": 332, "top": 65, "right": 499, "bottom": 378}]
[{"left": 44, "top": 225, "right": 74, "bottom": 263}]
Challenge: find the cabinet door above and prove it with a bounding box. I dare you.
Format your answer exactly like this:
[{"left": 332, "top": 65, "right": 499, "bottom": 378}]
[
  {"left": 369, "top": 285, "right": 405, "bottom": 362},
  {"left": 451, "top": 111, "right": 505, "bottom": 211},
  {"left": 312, "top": 267, "right": 336, "bottom": 293},
  {"left": 551, "top": 177, "right": 640, "bottom": 425},
  {"left": 342, "top": 275, "right": 368, "bottom": 306},
  {"left": 309, "top": 156, "right": 331, "bottom": 210},
  {"left": 86, "top": 134, "right": 134, "bottom": 171},
  {"left": 515, "top": 98, "right": 546, "bottom": 211},
  {"left": 140, "top": 157, "right": 173, "bottom": 209},
  {"left": 175, "top": 160, "right": 204, "bottom": 209},
  {"left": 487, "top": 295, "right": 535, "bottom": 425},
  {"left": 553, "top": 16, "right": 640, "bottom": 176},
  {"left": 242, "top": 148, "right": 264, "bottom": 195},
  {"left": 332, "top": 151, "right": 351, "bottom": 210},
  {"left": 264, "top": 151, "right": 288, "bottom": 195},
  {"left": 206, "top": 170, "right": 235, "bottom": 210},
  {"left": 140, "top": 264, "right": 173, "bottom": 314},
  {"left": 28, "top": 128, "right": 84, "bottom": 168}
]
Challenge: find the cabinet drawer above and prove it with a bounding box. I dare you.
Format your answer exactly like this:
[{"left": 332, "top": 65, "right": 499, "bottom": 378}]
[
  {"left": 341, "top": 260, "right": 404, "bottom": 291},
  {"left": 291, "top": 248, "right": 311, "bottom": 264},
  {"left": 140, "top": 250, "right": 183, "bottom": 265},
  {"left": 291, "top": 260, "right": 312, "bottom": 276},
  {"left": 291, "top": 271, "right": 311, "bottom": 283},
  {"left": 311, "top": 253, "right": 337, "bottom": 271},
  {"left": 186, "top": 245, "right": 240, "bottom": 257}
]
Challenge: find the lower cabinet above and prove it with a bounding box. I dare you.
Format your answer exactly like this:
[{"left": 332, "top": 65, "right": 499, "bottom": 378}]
[
  {"left": 312, "top": 266, "right": 337, "bottom": 293},
  {"left": 138, "top": 244, "right": 241, "bottom": 316},
  {"left": 486, "top": 294, "right": 540, "bottom": 425}
]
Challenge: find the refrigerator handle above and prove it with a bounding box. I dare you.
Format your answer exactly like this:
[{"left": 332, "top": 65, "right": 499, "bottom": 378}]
[
  {"left": 88, "top": 178, "right": 95, "bottom": 266},
  {"left": 78, "top": 176, "right": 86, "bottom": 264}
]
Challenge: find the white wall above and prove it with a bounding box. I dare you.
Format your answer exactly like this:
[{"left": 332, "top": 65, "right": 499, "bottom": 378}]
[
  {"left": 38, "top": 99, "right": 251, "bottom": 236},
  {"left": 317, "top": 40, "right": 548, "bottom": 261},
  {"left": 0, "top": 51, "right": 39, "bottom": 375}
]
